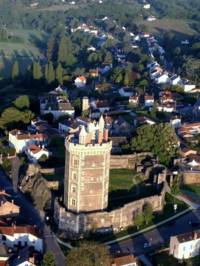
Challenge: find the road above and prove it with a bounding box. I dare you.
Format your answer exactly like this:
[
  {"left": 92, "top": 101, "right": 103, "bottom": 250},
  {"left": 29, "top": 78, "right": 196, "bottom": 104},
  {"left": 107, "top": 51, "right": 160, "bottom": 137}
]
[
  {"left": 109, "top": 209, "right": 200, "bottom": 256},
  {"left": 0, "top": 170, "right": 65, "bottom": 266}
]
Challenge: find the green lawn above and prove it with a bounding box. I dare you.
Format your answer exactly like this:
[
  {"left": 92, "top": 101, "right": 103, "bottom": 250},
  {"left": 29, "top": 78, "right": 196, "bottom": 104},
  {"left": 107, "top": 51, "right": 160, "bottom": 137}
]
[
  {"left": 182, "top": 184, "right": 200, "bottom": 196},
  {"left": 137, "top": 18, "right": 197, "bottom": 36},
  {"left": 109, "top": 169, "right": 135, "bottom": 192},
  {"left": 0, "top": 29, "right": 47, "bottom": 77}
]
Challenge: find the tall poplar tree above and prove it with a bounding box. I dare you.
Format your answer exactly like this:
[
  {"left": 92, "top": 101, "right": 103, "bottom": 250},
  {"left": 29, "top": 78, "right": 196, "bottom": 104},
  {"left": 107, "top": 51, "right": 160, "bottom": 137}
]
[
  {"left": 58, "top": 35, "right": 75, "bottom": 66},
  {"left": 11, "top": 60, "right": 19, "bottom": 80},
  {"left": 46, "top": 61, "right": 55, "bottom": 84},
  {"left": 56, "top": 63, "right": 63, "bottom": 84},
  {"left": 32, "top": 61, "right": 42, "bottom": 80}
]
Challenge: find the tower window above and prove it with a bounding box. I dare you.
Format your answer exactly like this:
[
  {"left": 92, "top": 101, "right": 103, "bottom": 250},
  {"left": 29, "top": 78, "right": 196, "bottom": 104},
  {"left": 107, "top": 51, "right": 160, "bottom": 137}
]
[
  {"left": 73, "top": 173, "right": 77, "bottom": 180},
  {"left": 72, "top": 186, "right": 76, "bottom": 193},
  {"left": 71, "top": 199, "right": 76, "bottom": 206}
]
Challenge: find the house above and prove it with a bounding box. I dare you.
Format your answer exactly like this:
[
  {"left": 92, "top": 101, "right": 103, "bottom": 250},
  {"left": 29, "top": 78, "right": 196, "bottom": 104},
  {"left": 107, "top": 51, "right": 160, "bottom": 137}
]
[
  {"left": 112, "top": 254, "right": 140, "bottom": 266},
  {"left": 144, "top": 95, "right": 154, "bottom": 108},
  {"left": 74, "top": 76, "right": 87, "bottom": 88},
  {"left": 87, "top": 46, "right": 96, "bottom": 52},
  {"left": 155, "top": 72, "right": 170, "bottom": 84},
  {"left": 40, "top": 87, "right": 75, "bottom": 120},
  {"left": 99, "top": 64, "right": 113, "bottom": 74},
  {"left": 178, "top": 122, "right": 200, "bottom": 138},
  {"left": 170, "top": 75, "right": 181, "bottom": 86},
  {"left": 0, "top": 225, "right": 43, "bottom": 253},
  {"left": 91, "top": 100, "right": 111, "bottom": 113},
  {"left": 58, "top": 117, "right": 89, "bottom": 134},
  {"left": 112, "top": 116, "right": 133, "bottom": 136},
  {"left": 119, "top": 87, "right": 134, "bottom": 97},
  {"left": 0, "top": 244, "right": 8, "bottom": 266},
  {"left": 186, "top": 154, "right": 200, "bottom": 168},
  {"left": 9, "top": 130, "right": 48, "bottom": 153},
  {"left": 147, "top": 16, "right": 156, "bottom": 21},
  {"left": 137, "top": 116, "right": 156, "bottom": 125},
  {"left": 169, "top": 230, "right": 200, "bottom": 260},
  {"left": 143, "top": 4, "right": 150, "bottom": 9},
  {"left": 0, "top": 192, "right": 20, "bottom": 218},
  {"left": 89, "top": 69, "right": 99, "bottom": 78},
  {"left": 110, "top": 136, "right": 128, "bottom": 154},
  {"left": 129, "top": 96, "right": 139, "bottom": 106},
  {"left": 157, "top": 104, "right": 175, "bottom": 113},
  {"left": 170, "top": 117, "right": 181, "bottom": 128},
  {"left": 10, "top": 247, "right": 40, "bottom": 266},
  {"left": 181, "top": 148, "right": 197, "bottom": 158},
  {"left": 25, "top": 145, "right": 50, "bottom": 163}
]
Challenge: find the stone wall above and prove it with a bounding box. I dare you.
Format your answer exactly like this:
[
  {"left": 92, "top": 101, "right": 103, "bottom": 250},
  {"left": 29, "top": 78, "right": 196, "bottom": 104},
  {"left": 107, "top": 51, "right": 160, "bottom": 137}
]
[
  {"left": 57, "top": 183, "right": 166, "bottom": 235},
  {"left": 110, "top": 153, "right": 153, "bottom": 169},
  {"left": 182, "top": 171, "right": 200, "bottom": 185}
]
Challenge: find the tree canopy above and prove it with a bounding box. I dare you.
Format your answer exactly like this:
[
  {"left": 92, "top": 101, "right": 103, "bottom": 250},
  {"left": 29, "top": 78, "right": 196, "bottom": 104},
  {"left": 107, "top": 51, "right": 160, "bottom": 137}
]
[
  {"left": 42, "top": 251, "right": 56, "bottom": 266},
  {"left": 66, "top": 241, "right": 111, "bottom": 266},
  {"left": 14, "top": 95, "right": 30, "bottom": 110},
  {"left": 131, "top": 124, "right": 179, "bottom": 166}
]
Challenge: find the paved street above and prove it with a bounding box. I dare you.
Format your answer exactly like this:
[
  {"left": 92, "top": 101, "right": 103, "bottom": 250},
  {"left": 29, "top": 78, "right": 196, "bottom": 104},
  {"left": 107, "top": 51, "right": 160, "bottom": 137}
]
[
  {"left": 109, "top": 209, "right": 200, "bottom": 256},
  {"left": 0, "top": 170, "right": 65, "bottom": 266}
]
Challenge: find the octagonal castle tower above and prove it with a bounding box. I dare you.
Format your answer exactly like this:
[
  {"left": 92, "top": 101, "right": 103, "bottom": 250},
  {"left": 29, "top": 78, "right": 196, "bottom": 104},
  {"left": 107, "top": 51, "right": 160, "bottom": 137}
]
[{"left": 64, "top": 115, "right": 112, "bottom": 213}]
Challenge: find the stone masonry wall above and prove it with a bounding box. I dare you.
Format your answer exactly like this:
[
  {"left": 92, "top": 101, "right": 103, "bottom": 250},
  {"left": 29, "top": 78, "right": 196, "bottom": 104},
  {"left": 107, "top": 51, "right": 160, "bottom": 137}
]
[
  {"left": 182, "top": 171, "right": 200, "bottom": 185},
  {"left": 110, "top": 153, "right": 153, "bottom": 169},
  {"left": 58, "top": 183, "right": 166, "bottom": 234}
]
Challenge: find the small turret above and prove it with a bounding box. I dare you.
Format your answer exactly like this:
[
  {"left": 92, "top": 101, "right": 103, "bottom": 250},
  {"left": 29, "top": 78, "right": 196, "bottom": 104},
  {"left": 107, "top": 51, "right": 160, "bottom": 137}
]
[
  {"left": 79, "top": 125, "right": 87, "bottom": 145},
  {"left": 98, "top": 115, "right": 105, "bottom": 132}
]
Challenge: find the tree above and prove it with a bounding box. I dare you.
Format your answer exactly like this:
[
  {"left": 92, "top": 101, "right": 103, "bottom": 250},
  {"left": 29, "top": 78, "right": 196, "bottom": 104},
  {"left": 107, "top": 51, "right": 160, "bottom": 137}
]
[
  {"left": 11, "top": 60, "right": 19, "bottom": 80},
  {"left": 171, "top": 175, "right": 181, "bottom": 195},
  {"left": 56, "top": 63, "right": 63, "bottom": 84},
  {"left": 131, "top": 124, "right": 179, "bottom": 166},
  {"left": 104, "top": 51, "right": 113, "bottom": 65},
  {"left": 0, "top": 107, "right": 33, "bottom": 129},
  {"left": 46, "top": 61, "right": 55, "bottom": 84},
  {"left": 46, "top": 34, "right": 56, "bottom": 61},
  {"left": 66, "top": 241, "right": 111, "bottom": 266},
  {"left": 32, "top": 61, "right": 42, "bottom": 80},
  {"left": 58, "top": 35, "right": 76, "bottom": 66},
  {"left": 123, "top": 64, "right": 133, "bottom": 87},
  {"left": 143, "top": 204, "right": 154, "bottom": 225},
  {"left": 14, "top": 95, "right": 30, "bottom": 110},
  {"left": 134, "top": 212, "right": 144, "bottom": 229},
  {"left": 42, "top": 251, "right": 56, "bottom": 266}
]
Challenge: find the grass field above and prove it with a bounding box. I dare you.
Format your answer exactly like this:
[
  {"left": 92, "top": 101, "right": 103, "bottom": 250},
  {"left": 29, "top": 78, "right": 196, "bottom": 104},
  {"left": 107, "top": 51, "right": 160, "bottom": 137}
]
[
  {"left": 0, "top": 29, "right": 47, "bottom": 77},
  {"left": 137, "top": 18, "right": 197, "bottom": 36},
  {"left": 182, "top": 184, "right": 200, "bottom": 196},
  {"left": 109, "top": 169, "right": 135, "bottom": 192}
]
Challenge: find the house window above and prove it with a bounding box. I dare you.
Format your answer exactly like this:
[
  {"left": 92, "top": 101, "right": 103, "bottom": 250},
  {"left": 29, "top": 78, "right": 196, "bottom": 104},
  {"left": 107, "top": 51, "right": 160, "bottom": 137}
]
[{"left": 2, "top": 235, "right": 6, "bottom": 241}]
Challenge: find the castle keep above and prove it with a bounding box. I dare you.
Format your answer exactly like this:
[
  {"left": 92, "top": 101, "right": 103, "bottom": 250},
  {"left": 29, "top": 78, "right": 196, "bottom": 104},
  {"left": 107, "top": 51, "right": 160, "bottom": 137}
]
[{"left": 55, "top": 116, "right": 165, "bottom": 236}]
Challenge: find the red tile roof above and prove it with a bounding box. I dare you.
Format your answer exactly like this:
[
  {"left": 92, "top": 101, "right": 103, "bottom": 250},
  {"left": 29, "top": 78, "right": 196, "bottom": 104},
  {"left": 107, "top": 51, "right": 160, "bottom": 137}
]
[
  {"left": 0, "top": 225, "right": 40, "bottom": 238},
  {"left": 112, "top": 254, "right": 138, "bottom": 266}
]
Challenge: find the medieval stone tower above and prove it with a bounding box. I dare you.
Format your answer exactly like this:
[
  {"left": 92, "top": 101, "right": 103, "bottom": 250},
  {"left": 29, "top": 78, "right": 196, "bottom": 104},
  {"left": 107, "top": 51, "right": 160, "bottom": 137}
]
[{"left": 64, "top": 116, "right": 112, "bottom": 213}]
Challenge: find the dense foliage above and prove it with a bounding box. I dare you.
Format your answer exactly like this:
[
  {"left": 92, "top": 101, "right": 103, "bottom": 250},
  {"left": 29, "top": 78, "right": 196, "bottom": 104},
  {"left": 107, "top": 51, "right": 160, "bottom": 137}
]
[
  {"left": 66, "top": 241, "right": 111, "bottom": 266},
  {"left": 131, "top": 124, "right": 179, "bottom": 166}
]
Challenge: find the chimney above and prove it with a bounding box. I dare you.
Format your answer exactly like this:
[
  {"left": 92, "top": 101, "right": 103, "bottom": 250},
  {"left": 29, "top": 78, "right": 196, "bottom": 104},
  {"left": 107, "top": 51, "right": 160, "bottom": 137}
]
[
  {"left": 98, "top": 130, "right": 103, "bottom": 145},
  {"left": 104, "top": 128, "right": 109, "bottom": 142}
]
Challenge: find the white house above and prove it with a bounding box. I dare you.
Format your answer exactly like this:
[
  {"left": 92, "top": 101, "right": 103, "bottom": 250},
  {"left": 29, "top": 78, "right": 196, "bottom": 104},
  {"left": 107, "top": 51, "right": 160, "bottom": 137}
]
[
  {"left": 143, "top": 4, "right": 150, "bottom": 9},
  {"left": 170, "top": 117, "right": 181, "bottom": 128},
  {"left": 157, "top": 104, "right": 175, "bottom": 113},
  {"left": 74, "top": 76, "right": 87, "bottom": 88},
  {"left": 155, "top": 73, "right": 170, "bottom": 84},
  {"left": 0, "top": 225, "right": 43, "bottom": 253},
  {"left": 25, "top": 145, "right": 50, "bottom": 163},
  {"left": 183, "top": 84, "right": 196, "bottom": 93},
  {"left": 144, "top": 95, "right": 154, "bottom": 107},
  {"left": 147, "top": 16, "right": 156, "bottom": 22},
  {"left": 9, "top": 130, "right": 48, "bottom": 153},
  {"left": 170, "top": 75, "right": 181, "bottom": 85},
  {"left": 119, "top": 87, "right": 134, "bottom": 97},
  {"left": 170, "top": 231, "right": 200, "bottom": 260}
]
